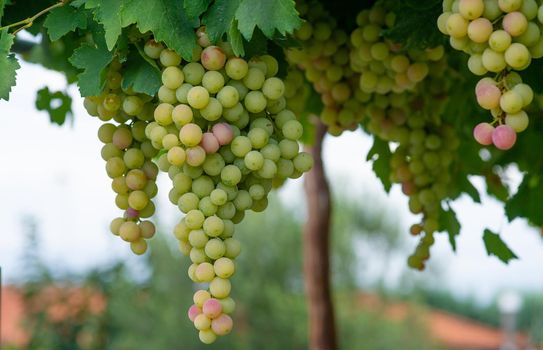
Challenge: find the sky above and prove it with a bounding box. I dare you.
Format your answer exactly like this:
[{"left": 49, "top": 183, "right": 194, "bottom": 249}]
[{"left": 1, "top": 60, "right": 543, "bottom": 304}]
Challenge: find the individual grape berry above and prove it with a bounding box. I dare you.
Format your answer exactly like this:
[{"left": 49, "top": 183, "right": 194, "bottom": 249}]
[
  {"left": 473, "top": 122, "right": 495, "bottom": 145},
  {"left": 492, "top": 124, "right": 517, "bottom": 150}
]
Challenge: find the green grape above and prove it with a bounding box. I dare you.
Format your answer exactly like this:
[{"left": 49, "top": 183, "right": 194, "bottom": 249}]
[
  {"left": 162, "top": 66, "right": 184, "bottom": 90},
  {"left": 220, "top": 165, "right": 242, "bottom": 186},
  {"left": 244, "top": 91, "right": 267, "bottom": 113},
  {"left": 183, "top": 62, "right": 206, "bottom": 85}
]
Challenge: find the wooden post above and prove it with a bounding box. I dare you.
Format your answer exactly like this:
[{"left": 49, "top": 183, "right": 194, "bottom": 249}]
[{"left": 303, "top": 121, "right": 337, "bottom": 350}]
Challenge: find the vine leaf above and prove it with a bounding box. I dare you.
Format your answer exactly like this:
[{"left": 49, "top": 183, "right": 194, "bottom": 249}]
[
  {"left": 202, "top": 0, "right": 240, "bottom": 43},
  {"left": 483, "top": 229, "right": 518, "bottom": 264},
  {"left": 184, "top": 0, "right": 212, "bottom": 18},
  {"left": 122, "top": 0, "right": 199, "bottom": 60},
  {"left": 367, "top": 137, "right": 392, "bottom": 192},
  {"left": 235, "top": 0, "right": 301, "bottom": 40},
  {"left": 35, "top": 87, "right": 73, "bottom": 126},
  {"left": 121, "top": 50, "right": 161, "bottom": 96},
  {"left": 43, "top": 5, "right": 87, "bottom": 41},
  {"left": 85, "top": 0, "right": 123, "bottom": 50},
  {"left": 228, "top": 21, "right": 244, "bottom": 56},
  {"left": 0, "top": 29, "right": 20, "bottom": 100},
  {"left": 69, "top": 43, "right": 113, "bottom": 96},
  {"left": 505, "top": 175, "right": 543, "bottom": 226},
  {"left": 439, "top": 206, "right": 461, "bottom": 251},
  {"left": 0, "top": 0, "right": 6, "bottom": 23}
]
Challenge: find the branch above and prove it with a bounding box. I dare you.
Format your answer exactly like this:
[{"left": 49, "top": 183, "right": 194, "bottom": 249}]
[{"left": 0, "top": 1, "right": 67, "bottom": 35}]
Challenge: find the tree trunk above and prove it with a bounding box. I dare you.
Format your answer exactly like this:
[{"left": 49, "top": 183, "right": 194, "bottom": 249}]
[{"left": 303, "top": 121, "right": 337, "bottom": 350}]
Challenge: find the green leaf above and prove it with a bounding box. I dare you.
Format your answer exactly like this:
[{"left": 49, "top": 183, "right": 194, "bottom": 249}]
[
  {"left": 439, "top": 206, "right": 461, "bottom": 251},
  {"left": 43, "top": 5, "right": 87, "bottom": 41},
  {"left": 0, "top": 0, "right": 5, "bottom": 23},
  {"left": 505, "top": 175, "right": 543, "bottom": 226},
  {"left": 121, "top": 50, "right": 161, "bottom": 96},
  {"left": 122, "top": 0, "right": 198, "bottom": 60},
  {"left": 367, "top": 137, "right": 392, "bottom": 192},
  {"left": 85, "top": 0, "right": 123, "bottom": 50},
  {"left": 483, "top": 229, "right": 518, "bottom": 264},
  {"left": 227, "top": 20, "right": 244, "bottom": 56},
  {"left": 202, "top": 0, "right": 240, "bottom": 43},
  {"left": 35, "top": 87, "right": 73, "bottom": 126},
  {"left": 0, "top": 29, "right": 20, "bottom": 100},
  {"left": 184, "top": 0, "right": 212, "bottom": 18},
  {"left": 69, "top": 43, "right": 114, "bottom": 96},
  {"left": 235, "top": 0, "right": 301, "bottom": 40}
]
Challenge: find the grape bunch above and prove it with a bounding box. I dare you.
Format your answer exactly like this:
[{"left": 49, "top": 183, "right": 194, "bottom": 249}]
[
  {"left": 141, "top": 34, "right": 313, "bottom": 343},
  {"left": 350, "top": 6, "right": 445, "bottom": 95},
  {"left": 83, "top": 61, "right": 159, "bottom": 255},
  {"left": 438, "top": 0, "right": 541, "bottom": 149},
  {"left": 351, "top": 3, "right": 459, "bottom": 270},
  {"left": 286, "top": 0, "right": 363, "bottom": 135}
]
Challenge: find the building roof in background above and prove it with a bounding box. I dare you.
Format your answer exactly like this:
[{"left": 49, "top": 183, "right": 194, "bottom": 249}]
[{"left": 1, "top": 287, "right": 537, "bottom": 350}]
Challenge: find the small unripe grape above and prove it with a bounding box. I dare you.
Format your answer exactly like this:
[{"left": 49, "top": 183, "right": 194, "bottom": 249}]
[
  {"left": 492, "top": 124, "right": 517, "bottom": 150},
  {"left": 186, "top": 146, "right": 207, "bottom": 167},
  {"left": 188, "top": 304, "right": 202, "bottom": 322},
  {"left": 211, "top": 314, "right": 233, "bottom": 336},
  {"left": 119, "top": 221, "right": 141, "bottom": 242},
  {"left": 209, "top": 277, "right": 231, "bottom": 298},
  {"left": 467, "top": 18, "right": 493, "bottom": 43},
  {"left": 503, "top": 12, "right": 528, "bottom": 36},
  {"left": 217, "top": 86, "right": 239, "bottom": 108},
  {"left": 499, "top": 0, "right": 522, "bottom": 13},
  {"left": 262, "top": 77, "right": 285, "bottom": 100},
  {"left": 194, "top": 290, "right": 211, "bottom": 307},
  {"left": 282, "top": 120, "right": 303, "bottom": 140},
  {"left": 243, "top": 67, "right": 266, "bottom": 90},
  {"left": 473, "top": 122, "right": 495, "bottom": 145},
  {"left": 489, "top": 30, "right": 512, "bottom": 52},
  {"left": 475, "top": 79, "right": 501, "bottom": 110},
  {"left": 214, "top": 257, "right": 235, "bottom": 278},
  {"left": 201, "top": 46, "right": 226, "bottom": 70},
  {"left": 194, "top": 314, "right": 212, "bottom": 331},
  {"left": 500, "top": 90, "right": 524, "bottom": 113},
  {"left": 199, "top": 329, "right": 217, "bottom": 344},
  {"left": 180, "top": 123, "right": 203, "bottom": 147},
  {"left": 159, "top": 49, "right": 181, "bottom": 67},
  {"left": 458, "top": 0, "right": 484, "bottom": 19},
  {"left": 130, "top": 239, "right": 148, "bottom": 255},
  {"left": 202, "top": 70, "right": 225, "bottom": 94},
  {"left": 195, "top": 262, "right": 215, "bottom": 282},
  {"left": 446, "top": 13, "right": 469, "bottom": 38},
  {"left": 139, "top": 221, "right": 156, "bottom": 239},
  {"left": 505, "top": 110, "right": 529, "bottom": 132},
  {"left": 144, "top": 39, "right": 164, "bottom": 59},
  {"left": 504, "top": 43, "right": 531, "bottom": 69},
  {"left": 212, "top": 123, "right": 234, "bottom": 145},
  {"left": 187, "top": 86, "right": 210, "bottom": 109},
  {"left": 225, "top": 57, "right": 249, "bottom": 80},
  {"left": 162, "top": 66, "right": 184, "bottom": 90},
  {"left": 482, "top": 48, "right": 507, "bottom": 72},
  {"left": 123, "top": 96, "right": 144, "bottom": 116}
]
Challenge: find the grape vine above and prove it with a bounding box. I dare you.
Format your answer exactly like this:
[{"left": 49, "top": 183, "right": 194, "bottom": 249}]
[{"left": 3, "top": 0, "right": 543, "bottom": 345}]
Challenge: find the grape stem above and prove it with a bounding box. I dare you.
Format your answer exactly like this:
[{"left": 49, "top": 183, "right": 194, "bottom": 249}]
[{"left": 0, "top": 1, "right": 69, "bottom": 35}]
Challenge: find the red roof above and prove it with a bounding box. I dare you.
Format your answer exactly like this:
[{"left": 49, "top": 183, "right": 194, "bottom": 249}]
[{"left": 1, "top": 287, "right": 537, "bottom": 349}]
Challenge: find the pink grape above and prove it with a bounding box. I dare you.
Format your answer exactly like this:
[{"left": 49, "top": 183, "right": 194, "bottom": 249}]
[
  {"left": 473, "top": 122, "right": 495, "bottom": 145},
  {"left": 186, "top": 146, "right": 207, "bottom": 166},
  {"left": 201, "top": 46, "right": 226, "bottom": 71},
  {"left": 201, "top": 132, "right": 220, "bottom": 154},
  {"left": 502, "top": 12, "right": 528, "bottom": 37},
  {"left": 475, "top": 80, "right": 501, "bottom": 110},
  {"left": 203, "top": 298, "right": 223, "bottom": 319},
  {"left": 492, "top": 125, "right": 517, "bottom": 150},
  {"left": 188, "top": 304, "right": 202, "bottom": 322},
  {"left": 125, "top": 207, "right": 140, "bottom": 219},
  {"left": 211, "top": 314, "right": 233, "bottom": 336},
  {"left": 212, "top": 123, "right": 234, "bottom": 145}
]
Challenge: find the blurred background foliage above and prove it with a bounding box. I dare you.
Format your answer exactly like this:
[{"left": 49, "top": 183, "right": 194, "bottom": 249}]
[{"left": 5, "top": 193, "right": 543, "bottom": 350}]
